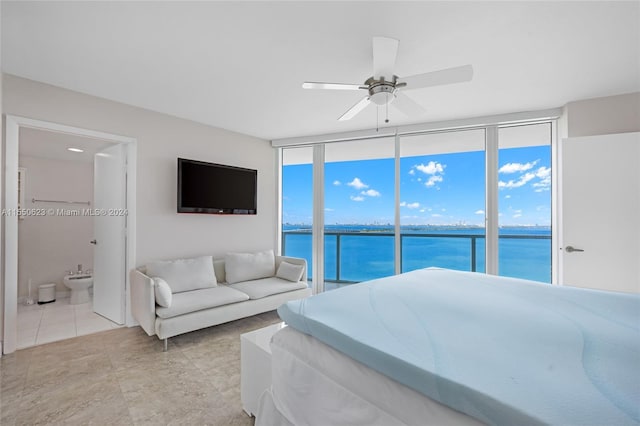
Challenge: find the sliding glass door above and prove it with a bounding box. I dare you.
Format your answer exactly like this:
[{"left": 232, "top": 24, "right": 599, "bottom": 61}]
[
  {"left": 281, "top": 147, "right": 313, "bottom": 281},
  {"left": 324, "top": 138, "right": 395, "bottom": 291},
  {"left": 498, "top": 123, "right": 552, "bottom": 282},
  {"left": 400, "top": 129, "right": 486, "bottom": 273}
]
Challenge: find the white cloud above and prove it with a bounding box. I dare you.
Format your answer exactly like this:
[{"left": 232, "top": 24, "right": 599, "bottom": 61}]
[
  {"left": 431, "top": 213, "right": 443, "bottom": 218},
  {"left": 347, "top": 177, "right": 368, "bottom": 190},
  {"left": 419, "top": 209, "right": 426, "bottom": 213},
  {"left": 505, "top": 194, "right": 511, "bottom": 199},
  {"left": 408, "top": 169, "right": 415, "bottom": 176},
  {"left": 499, "top": 160, "right": 539, "bottom": 174},
  {"left": 533, "top": 166, "right": 551, "bottom": 192},
  {"left": 499, "top": 172, "right": 535, "bottom": 189},
  {"left": 425, "top": 175, "right": 443, "bottom": 187},
  {"left": 325, "top": 208, "right": 334, "bottom": 212},
  {"left": 361, "top": 189, "right": 381, "bottom": 197},
  {"left": 415, "top": 161, "right": 445, "bottom": 175},
  {"left": 400, "top": 202, "right": 420, "bottom": 209},
  {"left": 513, "top": 213, "right": 522, "bottom": 218},
  {"left": 412, "top": 161, "right": 446, "bottom": 188},
  {"left": 536, "top": 166, "right": 551, "bottom": 179},
  {"left": 350, "top": 195, "right": 365, "bottom": 202},
  {"left": 475, "top": 210, "right": 485, "bottom": 215},
  {"left": 333, "top": 180, "right": 341, "bottom": 186}
]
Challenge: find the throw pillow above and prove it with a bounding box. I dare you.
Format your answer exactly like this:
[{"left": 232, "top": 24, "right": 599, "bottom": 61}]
[
  {"left": 153, "top": 277, "right": 172, "bottom": 308},
  {"left": 225, "top": 250, "right": 275, "bottom": 284},
  {"left": 276, "top": 261, "right": 305, "bottom": 282},
  {"left": 146, "top": 255, "right": 217, "bottom": 293}
]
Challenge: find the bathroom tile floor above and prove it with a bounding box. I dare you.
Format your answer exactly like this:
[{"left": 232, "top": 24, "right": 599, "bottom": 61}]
[
  {"left": 17, "top": 297, "right": 122, "bottom": 349},
  {"left": 2, "top": 310, "right": 281, "bottom": 425}
]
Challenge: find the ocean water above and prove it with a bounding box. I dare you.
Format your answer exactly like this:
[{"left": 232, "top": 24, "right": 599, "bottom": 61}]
[{"left": 282, "top": 225, "right": 552, "bottom": 284}]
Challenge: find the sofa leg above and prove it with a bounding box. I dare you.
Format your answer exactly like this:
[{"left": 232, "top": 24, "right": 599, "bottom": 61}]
[{"left": 163, "top": 338, "right": 168, "bottom": 352}]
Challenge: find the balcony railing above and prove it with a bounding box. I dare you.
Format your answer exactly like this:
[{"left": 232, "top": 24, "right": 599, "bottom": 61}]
[{"left": 282, "top": 230, "right": 552, "bottom": 283}]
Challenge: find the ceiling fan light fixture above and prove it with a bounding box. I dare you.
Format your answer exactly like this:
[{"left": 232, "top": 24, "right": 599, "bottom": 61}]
[
  {"left": 367, "top": 79, "right": 397, "bottom": 105},
  {"left": 370, "top": 90, "right": 394, "bottom": 105}
]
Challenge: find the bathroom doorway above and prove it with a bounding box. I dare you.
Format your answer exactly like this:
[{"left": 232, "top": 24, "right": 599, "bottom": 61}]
[{"left": 3, "top": 116, "right": 137, "bottom": 354}]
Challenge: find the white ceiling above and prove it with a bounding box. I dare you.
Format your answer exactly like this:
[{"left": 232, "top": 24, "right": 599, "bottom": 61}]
[
  {"left": 2, "top": 1, "right": 639, "bottom": 141},
  {"left": 20, "top": 127, "right": 115, "bottom": 163}
]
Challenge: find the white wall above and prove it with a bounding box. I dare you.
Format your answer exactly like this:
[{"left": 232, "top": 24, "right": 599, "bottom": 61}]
[
  {"left": 2, "top": 74, "right": 277, "bottom": 266},
  {"left": 566, "top": 92, "right": 640, "bottom": 137},
  {"left": 17, "top": 156, "right": 94, "bottom": 298},
  {"left": 2, "top": 74, "right": 277, "bottom": 341}
]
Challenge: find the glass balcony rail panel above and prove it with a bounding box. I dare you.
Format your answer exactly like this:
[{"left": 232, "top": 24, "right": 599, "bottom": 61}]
[
  {"left": 338, "top": 234, "right": 395, "bottom": 282},
  {"left": 474, "top": 237, "right": 486, "bottom": 273},
  {"left": 401, "top": 234, "right": 477, "bottom": 273},
  {"left": 283, "top": 231, "right": 551, "bottom": 286},
  {"left": 324, "top": 234, "right": 338, "bottom": 281},
  {"left": 282, "top": 229, "right": 313, "bottom": 280},
  {"left": 498, "top": 235, "right": 552, "bottom": 283}
]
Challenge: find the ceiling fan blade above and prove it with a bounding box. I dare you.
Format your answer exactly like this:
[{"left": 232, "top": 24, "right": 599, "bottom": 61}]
[
  {"left": 373, "top": 36, "right": 399, "bottom": 80},
  {"left": 338, "top": 96, "right": 371, "bottom": 121},
  {"left": 398, "top": 64, "right": 473, "bottom": 90},
  {"left": 302, "top": 82, "right": 367, "bottom": 90},
  {"left": 392, "top": 92, "right": 426, "bottom": 117}
]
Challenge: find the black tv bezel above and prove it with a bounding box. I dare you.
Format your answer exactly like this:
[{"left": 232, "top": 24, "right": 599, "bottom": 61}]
[{"left": 177, "top": 158, "right": 257, "bottom": 215}]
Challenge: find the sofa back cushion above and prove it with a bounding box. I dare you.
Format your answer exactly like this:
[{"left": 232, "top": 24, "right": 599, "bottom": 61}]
[
  {"left": 225, "top": 250, "right": 275, "bottom": 284},
  {"left": 146, "top": 255, "right": 217, "bottom": 293}
]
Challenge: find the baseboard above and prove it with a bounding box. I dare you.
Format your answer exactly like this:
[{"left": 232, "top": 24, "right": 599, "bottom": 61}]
[{"left": 18, "top": 290, "right": 71, "bottom": 305}]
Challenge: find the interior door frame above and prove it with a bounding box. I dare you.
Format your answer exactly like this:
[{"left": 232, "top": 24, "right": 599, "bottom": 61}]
[{"left": 2, "top": 115, "right": 137, "bottom": 354}]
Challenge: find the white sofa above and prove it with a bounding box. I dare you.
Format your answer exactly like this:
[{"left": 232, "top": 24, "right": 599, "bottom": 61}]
[{"left": 131, "top": 250, "right": 311, "bottom": 350}]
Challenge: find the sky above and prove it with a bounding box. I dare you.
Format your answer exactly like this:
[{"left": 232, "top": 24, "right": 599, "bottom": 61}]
[{"left": 283, "top": 145, "right": 551, "bottom": 227}]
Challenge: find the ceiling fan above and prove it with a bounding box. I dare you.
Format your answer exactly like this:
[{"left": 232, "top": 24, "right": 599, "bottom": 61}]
[{"left": 302, "top": 37, "right": 473, "bottom": 122}]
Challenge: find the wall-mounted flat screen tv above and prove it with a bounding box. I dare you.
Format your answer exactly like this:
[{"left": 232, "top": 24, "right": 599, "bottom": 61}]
[{"left": 177, "top": 158, "right": 257, "bottom": 215}]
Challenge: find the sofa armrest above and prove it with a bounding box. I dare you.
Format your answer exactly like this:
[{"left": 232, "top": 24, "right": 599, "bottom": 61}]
[
  {"left": 131, "top": 269, "right": 157, "bottom": 336},
  {"left": 275, "top": 255, "right": 308, "bottom": 282}
]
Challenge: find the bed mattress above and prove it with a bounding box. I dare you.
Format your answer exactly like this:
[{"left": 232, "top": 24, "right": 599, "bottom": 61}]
[
  {"left": 277, "top": 268, "right": 640, "bottom": 425},
  {"left": 262, "top": 325, "right": 483, "bottom": 426}
]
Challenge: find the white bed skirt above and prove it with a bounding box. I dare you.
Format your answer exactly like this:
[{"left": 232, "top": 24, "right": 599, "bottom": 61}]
[{"left": 259, "top": 326, "right": 483, "bottom": 426}]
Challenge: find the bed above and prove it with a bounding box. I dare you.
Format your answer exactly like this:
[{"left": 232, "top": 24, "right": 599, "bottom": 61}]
[{"left": 256, "top": 267, "right": 640, "bottom": 426}]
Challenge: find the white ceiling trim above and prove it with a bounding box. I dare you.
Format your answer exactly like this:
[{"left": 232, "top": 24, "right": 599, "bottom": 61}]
[{"left": 271, "top": 107, "right": 563, "bottom": 147}]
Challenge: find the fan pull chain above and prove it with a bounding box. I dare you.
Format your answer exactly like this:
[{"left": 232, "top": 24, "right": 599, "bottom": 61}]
[
  {"left": 376, "top": 105, "right": 379, "bottom": 132},
  {"left": 385, "top": 92, "right": 390, "bottom": 123}
]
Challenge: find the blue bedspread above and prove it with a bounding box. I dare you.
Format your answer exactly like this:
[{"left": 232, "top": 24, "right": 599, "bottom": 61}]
[{"left": 278, "top": 268, "right": 640, "bottom": 425}]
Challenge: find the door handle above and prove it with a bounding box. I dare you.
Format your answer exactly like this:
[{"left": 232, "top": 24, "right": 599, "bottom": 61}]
[
  {"left": 90, "top": 240, "right": 97, "bottom": 245},
  {"left": 565, "top": 245, "right": 584, "bottom": 253}
]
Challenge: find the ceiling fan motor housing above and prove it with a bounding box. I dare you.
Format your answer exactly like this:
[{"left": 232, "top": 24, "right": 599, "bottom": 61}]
[{"left": 365, "top": 76, "right": 399, "bottom": 105}]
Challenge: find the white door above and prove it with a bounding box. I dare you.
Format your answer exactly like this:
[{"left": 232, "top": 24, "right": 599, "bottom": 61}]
[
  {"left": 93, "top": 143, "right": 127, "bottom": 323},
  {"left": 560, "top": 132, "right": 640, "bottom": 293}
]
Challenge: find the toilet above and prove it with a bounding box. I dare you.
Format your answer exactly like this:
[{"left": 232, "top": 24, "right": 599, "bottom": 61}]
[{"left": 63, "top": 274, "right": 93, "bottom": 304}]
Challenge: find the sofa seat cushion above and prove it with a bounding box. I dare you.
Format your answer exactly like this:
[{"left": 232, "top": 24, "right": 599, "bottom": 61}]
[
  {"left": 229, "top": 277, "right": 308, "bottom": 300},
  {"left": 156, "top": 286, "right": 249, "bottom": 319}
]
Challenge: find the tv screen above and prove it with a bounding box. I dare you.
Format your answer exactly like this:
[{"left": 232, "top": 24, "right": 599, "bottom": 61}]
[{"left": 177, "top": 158, "right": 257, "bottom": 214}]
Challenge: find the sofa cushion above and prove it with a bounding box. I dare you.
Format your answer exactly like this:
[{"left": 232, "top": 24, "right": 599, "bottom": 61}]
[
  {"left": 229, "top": 277, "right": 308, "bottom": 300},
  {"left": 276, "top": 261, "right": 305, "bottom": 282},
  {"left": 146, "top": 255, "right": 217, "bottom": 293},
  {"left": 156, "top": 286, "right": 249, "bottom": 319},
  {"left": 225, "top": 250, "right": 275, "bottom": 284},
  {"left": 153, "top": 277, "right": 173, "bottom": 308}
]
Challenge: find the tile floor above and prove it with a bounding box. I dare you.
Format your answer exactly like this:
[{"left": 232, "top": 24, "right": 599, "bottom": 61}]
[
  {"left": 1, "top": 310, "right": 281, "bottom": 425},
  {"left": 17, "top": 297, "right": 122, "bottom": 349}
]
